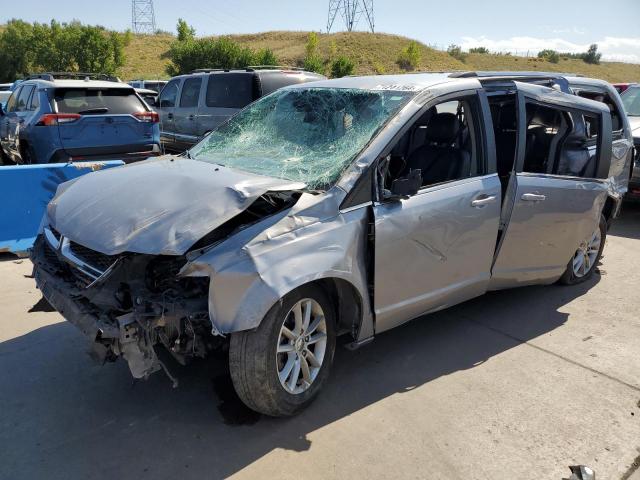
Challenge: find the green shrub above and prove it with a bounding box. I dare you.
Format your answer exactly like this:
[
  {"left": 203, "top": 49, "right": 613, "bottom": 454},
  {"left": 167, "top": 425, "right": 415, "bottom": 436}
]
[
  {"left": 537, "top": 49, "right": 560, "bottom": 63},
  {"left": 254, "top": 48, "right": 278, "bottom": 66},
  {"left": 469, "top": 47, "right": 489, "bottom": 54},
  {"left": 166, "top": 36, "right": 258, "bottom": 75},
  {"left": 302, "top": 55, "right": 325, "bottom": 74},
  {"left": 330, "top": 56, "right": 354, "bottom": 78},
  {"left": 447, "top": 44, "right": 467, "bottom": 63},
  {"left": 397, "top": 41, "right": 421, "bottom": 71}
]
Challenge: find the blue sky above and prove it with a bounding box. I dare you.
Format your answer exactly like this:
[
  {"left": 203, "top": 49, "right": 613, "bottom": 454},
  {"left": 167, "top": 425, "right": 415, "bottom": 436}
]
[{"left": 3, "top": 0, "right": 640, "bottom": 62}]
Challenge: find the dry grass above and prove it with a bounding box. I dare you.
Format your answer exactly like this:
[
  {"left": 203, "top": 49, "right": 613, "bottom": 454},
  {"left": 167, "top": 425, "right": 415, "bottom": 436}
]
[{"left": 118, "top": 30, "right": 640, "bottom": 83}]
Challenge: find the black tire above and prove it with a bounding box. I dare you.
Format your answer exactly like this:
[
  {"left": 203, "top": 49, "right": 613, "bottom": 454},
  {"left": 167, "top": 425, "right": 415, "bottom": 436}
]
[
  {"left": 0, "top": 147, "right": 14, "bottom": 165},
  {"left": 20, "top": 144, "right": 34, "bottom": 164},
  {"left": 559, "top": 215, "right": 606, "bottom": 285},
  {"left": 229, "top": 284, "right": 337, "bottom": 417}
]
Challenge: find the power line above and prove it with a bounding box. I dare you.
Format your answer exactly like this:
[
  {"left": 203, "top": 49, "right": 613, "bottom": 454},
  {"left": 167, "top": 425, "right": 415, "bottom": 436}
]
[
  {"left": 327, "top": 0, "right": 374, "bottom": 33},
  {"left": 132, "top": 0, "right": 156, "bottom": 34}
]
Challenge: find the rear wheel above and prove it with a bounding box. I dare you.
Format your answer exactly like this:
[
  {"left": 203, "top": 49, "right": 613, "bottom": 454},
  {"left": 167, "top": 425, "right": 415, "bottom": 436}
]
[
  {"left": 559, "top": 215, "right": 606, "bottom": 285},
  {"left": 20, "top": 144, "right": 35, "bottom": 164},
  {"left": 229, "top": 285, "right": 336, "bottom": 417},
  {"left": 0, "top": 147, "right": 14, "bottom": 165}
]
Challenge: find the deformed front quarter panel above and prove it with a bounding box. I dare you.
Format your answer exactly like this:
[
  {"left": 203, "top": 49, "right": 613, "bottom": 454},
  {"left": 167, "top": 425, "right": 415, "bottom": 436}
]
[{"left": 181, "top": 188, "right": 374, "bottom": 341}]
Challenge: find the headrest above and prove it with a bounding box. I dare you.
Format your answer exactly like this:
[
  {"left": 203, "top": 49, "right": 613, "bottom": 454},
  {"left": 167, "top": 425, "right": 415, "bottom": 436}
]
[{"left": 425, "top": 112, "right": 460, "bottom": 144}]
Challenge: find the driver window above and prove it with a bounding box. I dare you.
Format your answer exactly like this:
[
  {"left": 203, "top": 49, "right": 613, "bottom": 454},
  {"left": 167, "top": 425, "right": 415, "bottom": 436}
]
[
  {"left": 159, "top": 79, "right": 180, "bottom": 108},
  {"left": 382, "top": 95, "right": 484, "bottom": 194}
]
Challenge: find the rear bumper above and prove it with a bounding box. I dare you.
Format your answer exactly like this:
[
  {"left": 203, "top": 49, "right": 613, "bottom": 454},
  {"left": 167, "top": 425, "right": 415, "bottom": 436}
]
[{"left": 50, "top": 143, "right": 162, "bottom": 164}]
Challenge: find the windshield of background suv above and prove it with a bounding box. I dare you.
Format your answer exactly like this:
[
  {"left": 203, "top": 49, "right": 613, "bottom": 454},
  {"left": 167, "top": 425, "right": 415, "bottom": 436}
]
[
  {"left": 190, "top": 87, "right": 415, "bottom": 189},
  {"left": 621, "top": 86, "right": 640, "bottom": 116}
]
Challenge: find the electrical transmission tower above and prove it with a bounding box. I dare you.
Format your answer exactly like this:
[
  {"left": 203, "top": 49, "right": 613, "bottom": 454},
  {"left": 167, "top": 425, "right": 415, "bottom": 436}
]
[
  {"left": 131, "top": 0, "right": 156, "bottom": 34},
  {"left": 327, "top": 0, "right": 374, "bottom": 33}
]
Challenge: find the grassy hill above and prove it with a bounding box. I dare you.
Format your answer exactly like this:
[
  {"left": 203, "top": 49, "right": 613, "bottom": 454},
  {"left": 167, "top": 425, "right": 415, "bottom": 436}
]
[{"left": 118, "top": 30, "right": 640, "bottom": 83}]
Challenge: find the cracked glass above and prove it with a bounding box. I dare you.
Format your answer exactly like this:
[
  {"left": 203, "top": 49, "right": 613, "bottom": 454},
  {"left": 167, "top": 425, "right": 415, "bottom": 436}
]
[{"left": 190, "top": 88, "right": 414, "bottom": 189}]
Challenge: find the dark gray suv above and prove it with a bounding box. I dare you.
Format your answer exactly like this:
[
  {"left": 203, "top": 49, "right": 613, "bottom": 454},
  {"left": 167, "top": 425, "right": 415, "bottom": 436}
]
[{"left": 156, "top": 67, "right": 326, "bottom": 152}]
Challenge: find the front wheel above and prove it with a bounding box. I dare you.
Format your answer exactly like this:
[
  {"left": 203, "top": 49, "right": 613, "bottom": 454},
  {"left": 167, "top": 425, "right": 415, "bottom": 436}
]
[
  {"left": 559, "top": 215, "right": 606, "bottom": 285},
  {"left": 229, "top": 285, "right": 336, "bottom": 417}
]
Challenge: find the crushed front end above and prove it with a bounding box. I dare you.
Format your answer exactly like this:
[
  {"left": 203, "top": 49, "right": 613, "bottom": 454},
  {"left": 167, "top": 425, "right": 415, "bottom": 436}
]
[{"left": 31, "top": 228, "right": 218, "bottom": 383}]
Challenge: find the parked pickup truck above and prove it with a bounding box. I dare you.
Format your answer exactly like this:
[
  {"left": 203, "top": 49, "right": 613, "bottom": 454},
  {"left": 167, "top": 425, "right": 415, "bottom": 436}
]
[{"left": 31, "top": 72, "right": 633, "bottom": 417}]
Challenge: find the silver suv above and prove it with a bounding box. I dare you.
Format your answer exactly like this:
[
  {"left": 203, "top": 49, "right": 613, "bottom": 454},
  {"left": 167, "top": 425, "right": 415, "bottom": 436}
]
[
  {"left": 32, "top": 72, "right": 633, "bottom": 417},
  {"left": 156, "top": 67, "right": 326, "bottom": 152}
]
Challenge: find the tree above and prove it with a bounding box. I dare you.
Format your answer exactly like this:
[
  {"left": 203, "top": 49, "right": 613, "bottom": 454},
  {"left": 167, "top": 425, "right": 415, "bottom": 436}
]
[
  {"left": 0, "top": 20, "right": 126, "bottom": 82},
  {"left": 176, "top": 18, "right": 195, "bottom": 42},
  {"left": 330, "top": 56, "right": 354, "bottom": 78},
  {"left": 302, "top": 32, "right": 324, "bottom": 74},
  {"left": 397, "top": 41, "right": 421, "bottom": 71},
  {"left": 538, "top": 49, "right": 560, "bottom": 64},
  {"left": 447, "top": 44, "right": 467, "bottom": 62},
  {"left": 583, "top": 44, "right": 601, "bottom": 65}
]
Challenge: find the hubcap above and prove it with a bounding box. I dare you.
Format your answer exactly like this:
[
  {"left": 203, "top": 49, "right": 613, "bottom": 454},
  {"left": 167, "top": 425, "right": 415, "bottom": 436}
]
[
  {"left": 572, "top": 228, "right": 601, "bottom": 278},
  {"left": 276, "top": 298, "right": 328, "bottom": 394}
]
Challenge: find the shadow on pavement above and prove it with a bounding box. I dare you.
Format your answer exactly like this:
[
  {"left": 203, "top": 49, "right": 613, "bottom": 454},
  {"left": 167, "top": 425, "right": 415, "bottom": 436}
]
[
  {"left": 0, "top": 273, "right": 600, "bottom": 479},
  {"left": 610, "top": 202, "right": 640, "bottom": 240}
]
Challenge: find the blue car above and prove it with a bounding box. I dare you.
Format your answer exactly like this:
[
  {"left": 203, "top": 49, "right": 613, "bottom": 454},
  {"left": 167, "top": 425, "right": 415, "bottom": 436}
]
[{"left": 0, "top": 73, "right": 161, "bottom": 165}]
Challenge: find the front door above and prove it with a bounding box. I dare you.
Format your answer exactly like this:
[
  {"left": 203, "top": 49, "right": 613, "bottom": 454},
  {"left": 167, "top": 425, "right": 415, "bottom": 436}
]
[
  {"left": 173, "top": 76, "right": 202, "bottom": 150},
  {"left": 490, "top": 85, "right": 612, "bottom": 288},
  {"left": 373, "top": 92, "right": 502, "bottom": 333},
  {"left": 157, "top": 78, "right": 181, "bottom": 150}
]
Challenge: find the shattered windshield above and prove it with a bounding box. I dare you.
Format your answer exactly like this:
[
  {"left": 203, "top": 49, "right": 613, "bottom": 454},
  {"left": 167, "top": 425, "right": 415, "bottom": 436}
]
[{"left": 190, "top": 87, "right": 414, "bottom": 189}]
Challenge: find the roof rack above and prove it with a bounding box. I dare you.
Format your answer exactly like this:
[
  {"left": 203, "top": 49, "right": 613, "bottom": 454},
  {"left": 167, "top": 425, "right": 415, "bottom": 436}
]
[
  {"left": 246, "top": 65, "right": 304, "bottom": 71},
  {"left": 26, "top": 72, "right": 121, "bottom": 82},
  {"left": 190, "top": 68, "right": 232, "bottom": 74},
  {"left": 448, "top": 71, "right": 575, "bottom": 93}
]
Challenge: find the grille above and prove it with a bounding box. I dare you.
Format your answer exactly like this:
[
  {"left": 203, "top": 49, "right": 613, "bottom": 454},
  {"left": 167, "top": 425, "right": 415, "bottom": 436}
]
[{"left": 68, "top": 242, "right": 119, "bottom": 272}]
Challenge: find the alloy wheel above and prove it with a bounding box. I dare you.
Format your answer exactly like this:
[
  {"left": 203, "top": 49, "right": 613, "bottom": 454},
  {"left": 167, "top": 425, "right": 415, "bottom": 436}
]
[
  {"left": 276, "top": 298, "right": 328, "bottom": 394},
  {"left": 572, "top": 228, "right": 602, "bottom": 278}
]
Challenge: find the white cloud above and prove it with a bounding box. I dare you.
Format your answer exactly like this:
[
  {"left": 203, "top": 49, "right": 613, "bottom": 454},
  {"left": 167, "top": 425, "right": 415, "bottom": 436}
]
[{"left": 460, "top": 35, "right": 640, "bottom": 64}]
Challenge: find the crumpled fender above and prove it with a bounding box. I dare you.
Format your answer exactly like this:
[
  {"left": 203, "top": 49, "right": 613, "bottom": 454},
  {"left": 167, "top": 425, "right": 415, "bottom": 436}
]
[{"left": 180, "top": 188, "right": 373, "bottom": 340}]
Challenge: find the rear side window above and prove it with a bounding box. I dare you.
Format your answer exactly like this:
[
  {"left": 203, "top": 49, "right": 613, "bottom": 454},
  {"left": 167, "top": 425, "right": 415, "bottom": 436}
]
[
  {"left": 206, "top": 73, "right": 254, "bottom": 108},
  {"left": 54, "top": 88, "right": 146, "bottom": 114},
  {"left": 29, "top": 89, "right": 40, "bottom": 110},
  {"left": 576, "top": 90, "right": 623, "bottom": 133},
  {"left": 16, "top": 85, "right": 34, "bottom": 112},
  {"left": 523, "top": 102, "right": 601, "bottom": 178},
  {"left": 179, "top": 77, "right": 202, "bottom": 108}
]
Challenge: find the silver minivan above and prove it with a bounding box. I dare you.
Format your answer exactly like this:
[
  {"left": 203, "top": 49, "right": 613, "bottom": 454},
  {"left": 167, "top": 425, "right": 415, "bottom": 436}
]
[
  {"left": 156, "top": 68, "right": 326, "bottom": 152},
  {"left": 32, "top": 72, "right": 633, "bottom": 417}
]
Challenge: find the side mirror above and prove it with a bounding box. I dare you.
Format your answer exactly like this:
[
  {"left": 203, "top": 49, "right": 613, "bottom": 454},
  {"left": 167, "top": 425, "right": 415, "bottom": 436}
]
[
  {"left": 386, "top": 169, "right": 422, "bottom": 200},
  {"left": 0, "top": 104, "right": 4, "bottom": 116}
]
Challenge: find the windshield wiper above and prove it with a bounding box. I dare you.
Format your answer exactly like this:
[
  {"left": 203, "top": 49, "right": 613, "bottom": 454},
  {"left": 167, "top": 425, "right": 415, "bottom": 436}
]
[{"left": 77, "top": 107, "right": 109, "bottom": 114}]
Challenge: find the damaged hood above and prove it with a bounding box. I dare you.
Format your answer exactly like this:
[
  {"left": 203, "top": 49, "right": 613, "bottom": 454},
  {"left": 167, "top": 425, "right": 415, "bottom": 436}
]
[{"left": 47, "top": 156, "right": 305, "bottom": 255}]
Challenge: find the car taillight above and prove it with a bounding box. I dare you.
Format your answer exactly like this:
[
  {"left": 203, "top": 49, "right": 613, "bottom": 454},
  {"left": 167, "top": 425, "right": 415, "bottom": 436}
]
[
  {"left": 133, "top": 111, "right": 159, "bottom": 123},
  {"left": 36, "top": 113, "right": 81, "bottom": 126}
]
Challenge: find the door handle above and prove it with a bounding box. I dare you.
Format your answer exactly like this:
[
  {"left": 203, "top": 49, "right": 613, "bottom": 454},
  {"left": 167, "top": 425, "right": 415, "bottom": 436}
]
[
  {"left": 521, "top": 193, "right": 546, "bottom": 202},
  {"left": 167, "top": 113, "right": 173, "bottom": 119},
  {"left": 188, "top": 115, "right": 195, "bottom": 120},
  {"left": 471, "top": 195, "right": 497, "bottom": 207}
]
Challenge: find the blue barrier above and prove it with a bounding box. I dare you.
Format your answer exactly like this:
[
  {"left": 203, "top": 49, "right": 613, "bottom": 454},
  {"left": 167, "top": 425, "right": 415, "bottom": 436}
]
[{"left": 0, "top": 161, "right": 124, "bottom": 255}]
